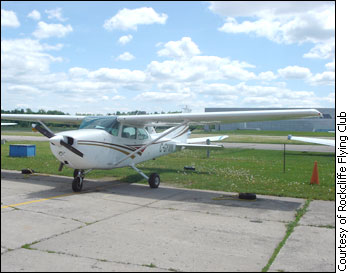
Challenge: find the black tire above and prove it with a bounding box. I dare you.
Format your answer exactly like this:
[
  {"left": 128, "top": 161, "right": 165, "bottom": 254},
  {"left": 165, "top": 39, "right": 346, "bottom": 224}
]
[
  {"left": 148, "top": 173, "right": 160, "bottom": 189},
  {"left": 72, "top": 177, "right": 83, "bottom": 192},
  {"left": 238, "top": 193, "right": 257, "bottom": 200}
]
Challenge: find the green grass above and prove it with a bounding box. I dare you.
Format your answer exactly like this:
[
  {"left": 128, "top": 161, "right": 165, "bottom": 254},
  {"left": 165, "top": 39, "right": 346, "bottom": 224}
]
[
  {"left": 3, "top": 129, "right": 335, "bottom": 145},
  {"left": 191, "top": 129, "right": 334, "bottom": 145},
  {"left": 190, "top": 133, "right": 333, "bottom": 145},
  {"left": 193, "top": 129, "right": 334, "bottom": 137},
  {"left": 1, "top": 141, "right": 335, "bottom": 200}
]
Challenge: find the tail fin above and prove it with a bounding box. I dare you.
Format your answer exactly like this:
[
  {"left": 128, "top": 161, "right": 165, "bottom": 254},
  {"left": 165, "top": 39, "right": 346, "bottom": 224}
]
[{"left": 162, "top": 125, "right": 190, "bottom": 143}]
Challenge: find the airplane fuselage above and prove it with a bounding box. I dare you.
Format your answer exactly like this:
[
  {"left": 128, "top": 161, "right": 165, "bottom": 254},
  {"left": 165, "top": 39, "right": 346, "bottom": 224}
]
[{"left": 50, "top": 128, "right": 177, "bottom": 170}]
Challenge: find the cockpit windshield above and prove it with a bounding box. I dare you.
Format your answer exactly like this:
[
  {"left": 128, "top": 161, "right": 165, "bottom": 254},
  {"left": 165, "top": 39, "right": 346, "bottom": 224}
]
[{"left": 79, "top": 116, "right": 120, "bottom": 136}]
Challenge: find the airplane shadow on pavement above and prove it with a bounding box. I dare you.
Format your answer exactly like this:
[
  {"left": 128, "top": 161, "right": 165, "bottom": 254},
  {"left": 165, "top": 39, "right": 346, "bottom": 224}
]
[{"left": 1, "top": 170, "right": 303, "bottom": 212}]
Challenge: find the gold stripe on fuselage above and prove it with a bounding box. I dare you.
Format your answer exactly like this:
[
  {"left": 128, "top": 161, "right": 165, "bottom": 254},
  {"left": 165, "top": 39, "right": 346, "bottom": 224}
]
[{"left": 78, "top": 142, "right": 136, "bottom": 158}]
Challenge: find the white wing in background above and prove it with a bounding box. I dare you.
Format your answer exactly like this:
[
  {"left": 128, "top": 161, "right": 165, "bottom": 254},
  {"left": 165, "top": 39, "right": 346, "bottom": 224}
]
[
  {"left": 1, "top": 114, "right": 85, "bottom": 124},
  {"left": 1, "top": 123, "right": 17, "bottom": 126},
  {"left": 288, "top": 135, "right": 335, "bottom": 147}
]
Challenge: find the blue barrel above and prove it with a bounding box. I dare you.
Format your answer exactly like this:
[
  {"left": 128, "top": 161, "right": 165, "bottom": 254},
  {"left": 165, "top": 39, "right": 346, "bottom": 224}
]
[{"left": 9, "top": 144, "right": 36, "bottom": 157}]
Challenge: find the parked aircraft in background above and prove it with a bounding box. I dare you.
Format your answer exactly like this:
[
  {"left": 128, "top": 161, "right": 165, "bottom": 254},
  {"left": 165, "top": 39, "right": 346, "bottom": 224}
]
[
  {"left": 288, "top": 134, "right": 335, "bottom": 147},
  {"left": 1, "top": 123, "right": 17, "bottom": 126}
]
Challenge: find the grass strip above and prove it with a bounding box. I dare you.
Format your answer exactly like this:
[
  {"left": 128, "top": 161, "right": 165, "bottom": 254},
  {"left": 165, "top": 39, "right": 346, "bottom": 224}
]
[{"left": 262, "top": 199, "right": 311, "bottom": 272}]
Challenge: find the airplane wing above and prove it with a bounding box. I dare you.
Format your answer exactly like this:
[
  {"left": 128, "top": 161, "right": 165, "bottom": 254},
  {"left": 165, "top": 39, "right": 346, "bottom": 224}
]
[
  {"left": 1, "top": 114, "right": 85, "bottom": 124},
  {"left": 1, "top": 109, "right": 321, "bottom": 126},
  {"left": 287, "top": 135, "right": 335, "bottom": 147},
  {"left": 117, "top": 109, "right": 321, "bottom": 126}
]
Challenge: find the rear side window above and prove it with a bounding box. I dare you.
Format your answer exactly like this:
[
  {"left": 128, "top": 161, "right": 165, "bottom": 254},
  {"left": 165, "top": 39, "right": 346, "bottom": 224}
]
[{"left": 122, "top": 126, "right": 136, "bottom": 139}]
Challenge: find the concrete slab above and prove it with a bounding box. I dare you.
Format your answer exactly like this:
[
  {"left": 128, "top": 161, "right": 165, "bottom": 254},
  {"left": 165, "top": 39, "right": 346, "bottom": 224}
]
[
  {"left": 269, "top": 225, "right": 335, "bottom": 272},
  {"left": 1, "top": 248, "right": 168, "bottom": 272},
  {"left": 1, "top": 170, "right": 335, "bottom": 272},
  {"left": 149, "top": 189, "right": 304, "bottom": 222},
  {"left": 1, "top": 210, "right": 83, "bottom": 250},
  {"left": 299, "top": 200, "right": 335, "bottom": 227},
  {"left": 33, "top": 207, "right": 287, "bottom": 272}
]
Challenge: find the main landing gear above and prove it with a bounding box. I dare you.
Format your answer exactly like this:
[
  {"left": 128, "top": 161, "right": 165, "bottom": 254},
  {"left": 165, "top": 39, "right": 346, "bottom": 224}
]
[
  {"left": 71, "top": 167, "right": 159, "bottom": 192},
  {"left": 130, "top": 164, "right": 160, "bottom": 189}
]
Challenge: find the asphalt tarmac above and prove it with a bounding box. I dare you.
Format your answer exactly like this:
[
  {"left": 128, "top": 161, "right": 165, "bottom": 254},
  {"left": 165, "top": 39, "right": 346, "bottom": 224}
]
[{"left": 1, "top": 170, "right": 335, "bottom": 272}]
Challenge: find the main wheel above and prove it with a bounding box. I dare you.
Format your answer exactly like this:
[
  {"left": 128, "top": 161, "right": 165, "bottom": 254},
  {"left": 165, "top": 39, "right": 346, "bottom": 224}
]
[
  {"left": 148, "top": 173, "right": 160, "bottom": 189},
  {"left": 72, "top": 177, "right": 83, "bottom": 192}
]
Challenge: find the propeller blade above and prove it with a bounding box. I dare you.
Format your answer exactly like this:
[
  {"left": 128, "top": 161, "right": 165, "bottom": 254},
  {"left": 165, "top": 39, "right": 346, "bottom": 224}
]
[
  {"left": 60, "top": 140, "right": 84, "bottom": 158},
  {"left": 33, "top": 124, "right": 55, "bottom": 138},
  {"left": 58, "top": 162, "right": 64, "bottom": 171}
]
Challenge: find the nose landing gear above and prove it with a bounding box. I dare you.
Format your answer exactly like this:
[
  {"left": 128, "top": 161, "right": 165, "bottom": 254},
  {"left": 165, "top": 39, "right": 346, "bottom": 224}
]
[{"left": 72, "top": 169, "right": 87, "bottom": 192}]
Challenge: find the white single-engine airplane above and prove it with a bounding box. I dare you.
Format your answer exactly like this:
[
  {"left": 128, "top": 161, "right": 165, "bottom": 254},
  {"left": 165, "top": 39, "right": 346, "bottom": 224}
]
[{"left": 2, "top": 109, "right": 321, "bottom": 192}]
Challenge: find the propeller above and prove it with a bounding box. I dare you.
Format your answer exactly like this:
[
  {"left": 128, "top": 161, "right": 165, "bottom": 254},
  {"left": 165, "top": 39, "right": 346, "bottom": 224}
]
[{"left": 33, "top": 124, "right": 84, "bottom": 158}]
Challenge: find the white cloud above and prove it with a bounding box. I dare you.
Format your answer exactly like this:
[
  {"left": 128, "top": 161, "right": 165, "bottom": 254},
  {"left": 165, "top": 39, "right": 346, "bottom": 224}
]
[
  {"left": 28, "top": 10, "right": 41, "bottom": 20},
  {"left": 303, "top": 41, "right": 334, "bottom": 59},
  {"left": 103, "top": 7, "right": 168, "bottom": 31},
  {"left": 211, "top": 2, "right": 334, "bottom": 45},
  {"left": 148, "top": 44, "right": 258, "bottom": 83},
  {"left": 116, "top": 52, "right": 135, "bottom": 61},
  {"left": 1, "top": 38, "right": 63, "bottom": 80},
  {"left": 278, "top": 66, "right": 312, "bottom": 79},
  {"left": 308, "top": 71, "right": 335, "bottom": 86},
  {"left": 45, "top": 8, "right": 67, "bottom": 22},
  {"left": 258, "top": 71, "right": 278, "bottom": 81},
  {"left": 157, "top": 37, "right": 201, "bottom": 59},
  {"left": 135, "top": 89, "right": 194, "bottom": 102},
  {"left": 33, "top": 21, "right": 73, "bottom": 39},
  {"left": 112, "top": 95, "right": 125, "bottom": 100},
  {"left": 1, "top": 9, "right": 20, "bottom": 27},
  {"left": 209, "top": 1, "right": 331, "bottom": 18},
  {"left": 88, "top": 68, "right": 146, "bottom": 83},
  {"left": 325, "top": 61, "right": 335, "bottom": 72},
  {"left": 118, "top": 34, "right": 133, "bottom": 45},
  {"left": 7, "top": 85, "right": 41, "bottom": 94},
  {"left": 69, "top": 67, "right": 89, "bottom": 78}
]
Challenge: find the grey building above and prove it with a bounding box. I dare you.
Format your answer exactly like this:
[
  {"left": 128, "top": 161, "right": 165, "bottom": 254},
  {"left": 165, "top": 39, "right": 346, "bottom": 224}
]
[{"left": 205, "top": 108, "right": 335, "bottom": 132}]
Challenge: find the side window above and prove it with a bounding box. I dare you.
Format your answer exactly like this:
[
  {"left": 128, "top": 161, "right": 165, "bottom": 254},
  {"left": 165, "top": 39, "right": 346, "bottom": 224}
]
[
  {"left": 137, "top": 128, "right": 149, "bottom": 140},
  {"left": 122, "top": 126, "right": 136, "bottom": 139}
]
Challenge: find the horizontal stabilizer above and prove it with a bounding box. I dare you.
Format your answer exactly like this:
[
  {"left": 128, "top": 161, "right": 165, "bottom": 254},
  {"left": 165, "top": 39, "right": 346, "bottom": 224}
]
[
  {"left": 187, "top": 135, "right": 228, "bottom": 144},
  {"left": 176, "top": 143, "right": 223, "bottom": 150}
]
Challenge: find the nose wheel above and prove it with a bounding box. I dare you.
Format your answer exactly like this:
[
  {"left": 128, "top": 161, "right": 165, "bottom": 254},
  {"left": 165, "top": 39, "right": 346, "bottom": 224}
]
[
  {"left": 72, "top": 169, "right": 85, "bottom": 192},
  {"left": 72, "top": 176, "right": 84, "bottom": 192}
]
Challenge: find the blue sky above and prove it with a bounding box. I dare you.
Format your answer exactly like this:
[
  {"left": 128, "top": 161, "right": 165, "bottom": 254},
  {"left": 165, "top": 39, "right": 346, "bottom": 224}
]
[{"left": 1, "top": 1, "right": 335, "bottom": 114}]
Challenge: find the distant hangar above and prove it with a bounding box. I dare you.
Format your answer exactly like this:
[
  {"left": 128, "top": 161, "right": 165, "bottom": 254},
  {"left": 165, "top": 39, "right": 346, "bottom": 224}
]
[{"left": 205, "top": 108, "right": 334, "bottom": 132}]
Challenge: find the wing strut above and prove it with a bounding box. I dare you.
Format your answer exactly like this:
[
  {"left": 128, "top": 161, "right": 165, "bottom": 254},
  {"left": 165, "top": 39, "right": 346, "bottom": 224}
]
[{"left": 114, "top": 122, "right": 188, "bottom": 167}]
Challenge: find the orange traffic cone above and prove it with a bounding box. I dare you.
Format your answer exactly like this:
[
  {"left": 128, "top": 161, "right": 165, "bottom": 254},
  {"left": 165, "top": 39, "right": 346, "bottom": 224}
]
[{"left": 310, "top": 161, "right": 319, "bottom": 185}]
